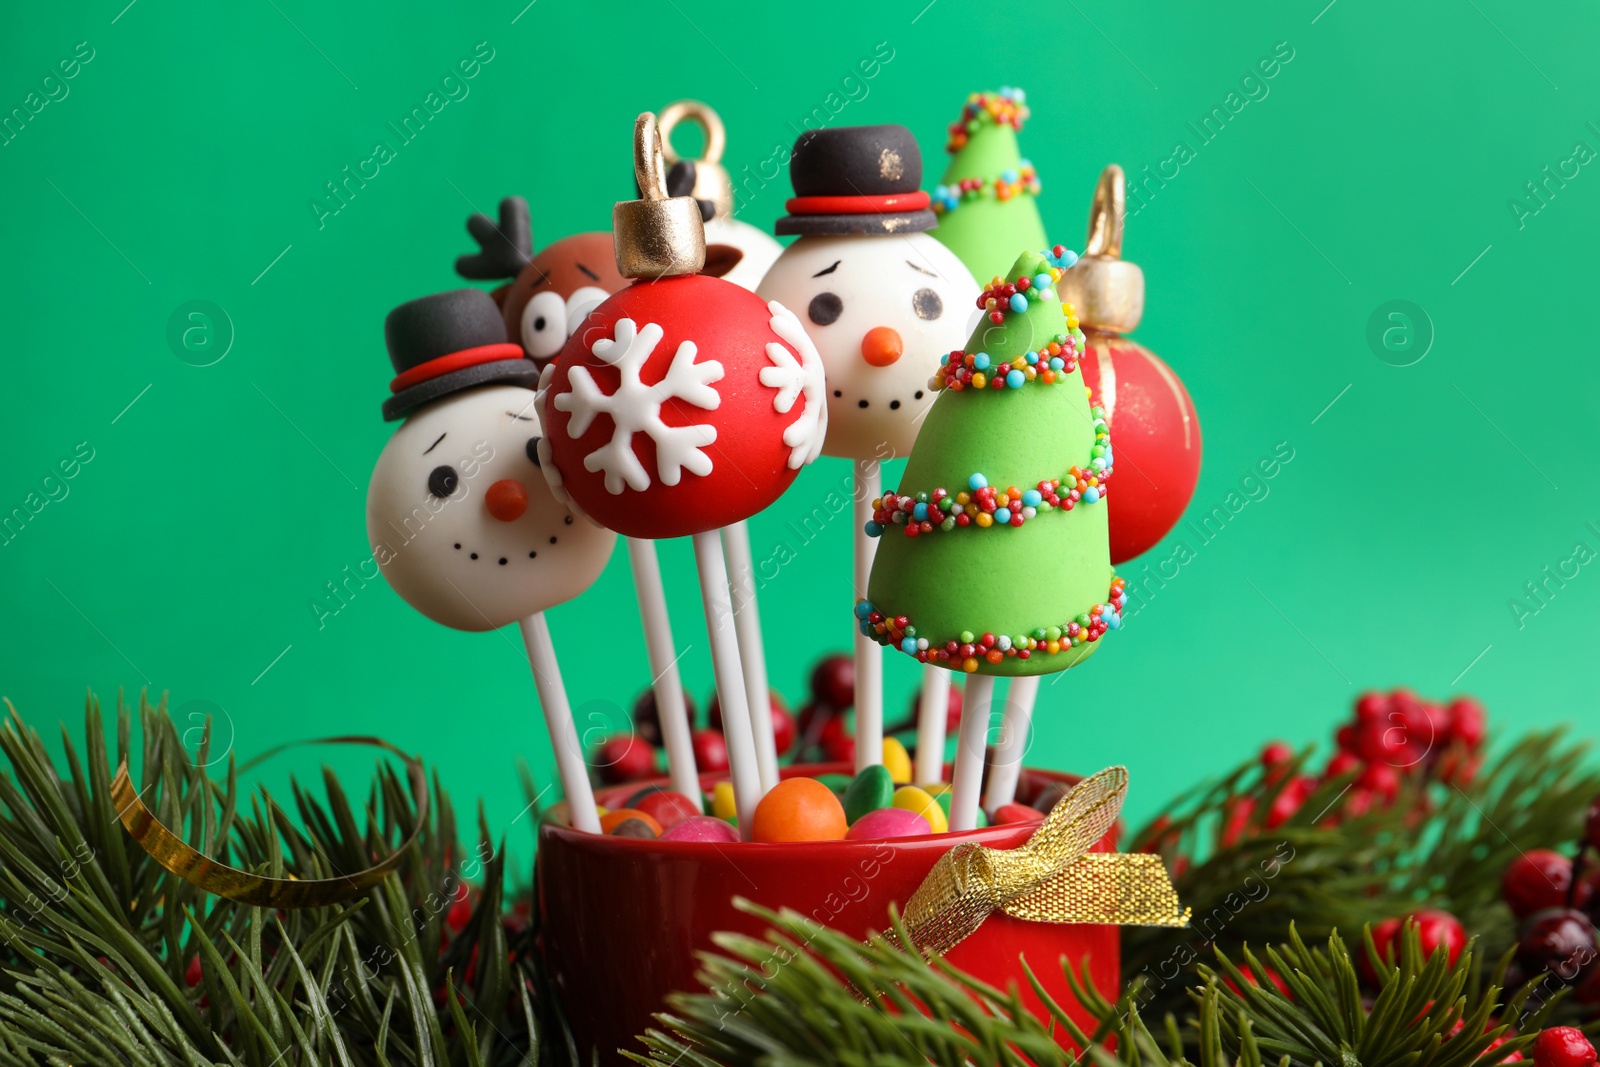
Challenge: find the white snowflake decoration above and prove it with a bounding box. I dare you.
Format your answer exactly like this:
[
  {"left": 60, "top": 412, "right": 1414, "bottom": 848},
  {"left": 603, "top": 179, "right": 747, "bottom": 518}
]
[
  {"left": 553, "top": 318, "right": 724, "bottom": 495},
  {"left": 760, "top": 300, "right": 828, "bottom": 469}
]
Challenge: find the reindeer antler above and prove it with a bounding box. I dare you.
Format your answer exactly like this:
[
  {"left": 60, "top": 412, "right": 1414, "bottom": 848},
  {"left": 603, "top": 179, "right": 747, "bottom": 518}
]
[{"left": 455, "top": 196, "right": 532, "bottom": 280}]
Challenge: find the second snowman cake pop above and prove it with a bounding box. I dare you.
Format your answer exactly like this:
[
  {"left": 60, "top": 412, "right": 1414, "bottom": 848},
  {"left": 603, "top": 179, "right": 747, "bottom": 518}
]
[
  {"left": 755, "top": 124, "right": 978, "bottom": 779},
  {"left": 367, "top": 288, "right": 616, "bottom": 834}
]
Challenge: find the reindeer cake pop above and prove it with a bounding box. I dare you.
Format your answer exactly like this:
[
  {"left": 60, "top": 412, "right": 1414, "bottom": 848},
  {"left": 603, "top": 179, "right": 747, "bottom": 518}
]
[
  {"left": 455, "top": 196, "right": 626, "bottom": 367},
  {"left": 367, "top": 288, "right": 615, "bottom": 833},
  {"left": 755, "top": 124, "right": 978, "bottom": 779}
]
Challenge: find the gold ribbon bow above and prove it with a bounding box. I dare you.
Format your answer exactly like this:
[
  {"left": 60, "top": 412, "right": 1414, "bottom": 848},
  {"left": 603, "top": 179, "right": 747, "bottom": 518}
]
[{"left": 896, "top": 766, "right": 1189, "bottom": 958}]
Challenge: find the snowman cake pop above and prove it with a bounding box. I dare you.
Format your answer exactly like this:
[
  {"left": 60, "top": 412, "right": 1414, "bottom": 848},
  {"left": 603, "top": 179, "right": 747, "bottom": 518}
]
[
  {"left": 755, "top": 125, "right": 978, "bottom": 779},
  {"left": 367, "top": 288, "right": 615, "bottom": 832}
]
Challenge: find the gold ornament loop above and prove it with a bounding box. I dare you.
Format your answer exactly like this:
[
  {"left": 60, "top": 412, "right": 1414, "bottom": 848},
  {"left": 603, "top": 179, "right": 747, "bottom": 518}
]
[
  {"left": 894, "top": 765, "right": 1188, "bottom": 959},
  {"left": 634, "top": 111, "right": 671, "bottom": 202},
  {"left": 1083, "top": 164, "right": 1126, "bottom": 260},
  {"left": 657, "top": 99, "right": 726, "bottom": 166},
  {"left": 111, "top": 735, "right": 429, "bottom": 910}
]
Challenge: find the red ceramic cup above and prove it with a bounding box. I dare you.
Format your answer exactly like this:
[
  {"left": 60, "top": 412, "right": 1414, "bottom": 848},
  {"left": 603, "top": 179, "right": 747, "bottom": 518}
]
[{"left": 538, "top": 764, "right": 1119, "bottom": 1064}]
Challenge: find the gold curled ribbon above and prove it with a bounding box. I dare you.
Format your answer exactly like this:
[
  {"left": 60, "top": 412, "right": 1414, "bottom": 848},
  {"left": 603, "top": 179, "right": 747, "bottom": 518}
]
[
  {"left": 111, "top": 736, "right": 428, "bottom": 910},
  {"left": 896, "top": 766, "right": 1189, "bottom": 958}
]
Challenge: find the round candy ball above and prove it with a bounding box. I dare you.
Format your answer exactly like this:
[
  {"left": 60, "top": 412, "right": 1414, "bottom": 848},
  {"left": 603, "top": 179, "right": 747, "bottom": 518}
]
[
  {"left": 660, "top": 815, "right": 741, "bottom": 843},
  {"left": 633, "top": 790, "right": 701, "bottom": 830},
  {"left": 538, "top": 276, "right": 825, "bottom": 539},
  {"left": 751, "top": 778, "right": 848, "bottom": 843},
  {"left": 599, "top": 809, "right": 662, "bottom": 838},
  {"left": 892, "top": 785, "right": 948, "bottom": 834},
  {"left": 845, "top": 807, "right": 930, "bottom": 841}
]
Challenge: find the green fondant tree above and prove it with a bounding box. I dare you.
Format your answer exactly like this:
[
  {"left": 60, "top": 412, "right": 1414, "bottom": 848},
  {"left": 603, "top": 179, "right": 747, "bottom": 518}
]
[
  {"left": 931, "top": 89, "right": 1049, "bottom": 284},
  {"left": 866, "top": 249, "right": 1116, "bottom": 678}
]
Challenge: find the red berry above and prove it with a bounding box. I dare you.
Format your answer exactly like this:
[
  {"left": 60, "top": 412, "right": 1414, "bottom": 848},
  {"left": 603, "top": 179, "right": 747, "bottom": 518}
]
[
  {"left": 796, "top": 699, "right": 841, "bottom": 752},
  {"left": 1221, "top": 796, "right": 1256, "bottom": 848},
  {"left": 690, "top": 729, "right": 729, "bottom": 773},
  {"left": 770, "top": 703, "right": 796, "bottom": 755},
  {"left": 820, "top": 715, "right": 855, "bottom": 764},
  {"left": 1358, "top": 761, "right": 1401, "bottom": 804},
  {"left": 594, "top": 735, "right": 655, "bottom": 784},
  {"left": 1324, "top": 751, "right": 1362, "bottom": 780},
  {"left": 1408, "top": 908, "right": 1468, "bottom": 967},
  {"left": 1355, "top": 691, "right": 1389, "bottom": 721},
  {"left": 1532, "top": 1027, "right": 1598, "bottom": 1067},
  {"left": 1335, "top": 724, "right": 1359, "bottom": 752},
  {"left": 1447, "top": 697, "right": 1487, "bottom": 750},
  {"left": 1260, "top": 741, "right": 1294, "bottom": 768},
  {"left": 1517, "top": 908, "right": 1597, "bottom": 981},
  {"left": 1223, "top": 966, "right": 1291, "bottom": 998},
  {"left": 1502, "top": 850, "right": 1575, "bottom": 919},
  {"left": 1266, "top": 776, "right": 1317, "bottom": 829},
  {"left": 185, "top": 956, "right": 203, "bottom": 988},
  {"left": 630, "top": 686, "right": 697, "bottom": 747},
  {"left": 809, "top": 654, "right": 855, "bottom": 708}
]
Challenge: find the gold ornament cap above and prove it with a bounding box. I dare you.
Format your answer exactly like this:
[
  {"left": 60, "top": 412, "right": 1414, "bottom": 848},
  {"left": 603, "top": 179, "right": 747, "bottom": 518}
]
[
  {"left": 613, "top": 112, "right": 707, "bottom": 279},
  {"left": 1057, "top": 164, "right": 1145, "bottom": 335},
  {"left": 658, "top": 100, "right": 734, "bottom": 220}
]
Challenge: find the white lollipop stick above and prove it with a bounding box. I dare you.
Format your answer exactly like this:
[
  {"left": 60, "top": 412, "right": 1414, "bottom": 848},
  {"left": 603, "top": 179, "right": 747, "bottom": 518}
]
[
  {"left": 625, "top": 537, "right": 702, "bottom": 810},
  {"left": 913, "top": 667, "right": 953, "bottom": 785},
  {"left": 947, "top": 674, "right": 996, "bottom": 832},
  {"left": 983, "top": 675, "right": 1040, "bottom": 811},
  {"left": 518, "top": 613, "right": 601, "bottom": 834},
  {"left": 853, "top": 458, "right": 884, "bottom": 772},
  {"left": 692, "top": 529, "right": 762, "bottom": 839},
  {"left": 723, "top": 520, "right": 779, "bottom": 793}
]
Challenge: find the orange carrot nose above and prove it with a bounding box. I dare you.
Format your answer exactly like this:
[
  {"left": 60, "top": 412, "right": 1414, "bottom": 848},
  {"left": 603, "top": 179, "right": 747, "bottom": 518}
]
[
  {"left": 485, "top": 479, "right": 528, "bottom": 522},
  {"left": 861, "top": 326, "right": 904, "bottom": 367}
]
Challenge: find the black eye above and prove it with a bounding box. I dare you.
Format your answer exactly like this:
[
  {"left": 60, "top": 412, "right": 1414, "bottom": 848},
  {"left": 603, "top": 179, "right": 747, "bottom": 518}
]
[
  {"left": 912, "top": 288, "right": 943, "bottom": 321},
  {"left": 428, "top": 465, "right": 459, "bottom": 498},
  {"left": 532, "top": 316, "right": 548, "bottom": 332},
  {"left": 526, "top": 436, "right": 542, "bottom": 466},
  {"left": 808, "top": 292, "right": 842, "bottom": 326}
]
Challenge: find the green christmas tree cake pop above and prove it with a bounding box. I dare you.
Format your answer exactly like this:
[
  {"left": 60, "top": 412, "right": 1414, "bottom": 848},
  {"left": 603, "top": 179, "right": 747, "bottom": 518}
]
[
  {"left": 930, "top": 89, "right": 1048, "bottom": 284},
  {"left": 859, "top": 248, "right": 1123, "bottom": 678}
]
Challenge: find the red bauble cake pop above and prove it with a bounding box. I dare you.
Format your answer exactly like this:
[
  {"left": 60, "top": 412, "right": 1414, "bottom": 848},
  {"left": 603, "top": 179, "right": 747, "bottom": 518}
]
[
  {"left": 1060, "top": 165, "right": 1201, "bottom": 564},
  {"left": 536, "top": 112, "right": 826, "bottom": 837},
  {"left": 537, "top": 276, "right": 823, "bottom": 538}
]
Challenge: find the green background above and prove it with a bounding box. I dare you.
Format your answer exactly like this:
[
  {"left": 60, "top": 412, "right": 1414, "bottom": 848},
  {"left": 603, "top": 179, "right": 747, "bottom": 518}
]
[{"left": 3, "top": 0, "right": 1597, "bottom": 840}]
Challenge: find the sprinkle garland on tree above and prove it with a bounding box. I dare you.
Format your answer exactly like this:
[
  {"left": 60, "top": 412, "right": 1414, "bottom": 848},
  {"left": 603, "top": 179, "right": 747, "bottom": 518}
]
[{"left": 930, "top": 89, "right": 1051, "bottom": 283}]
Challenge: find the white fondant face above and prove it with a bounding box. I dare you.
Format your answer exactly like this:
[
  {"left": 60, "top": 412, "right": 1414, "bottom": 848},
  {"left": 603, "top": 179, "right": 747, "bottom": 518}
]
[
  {"left": 705, "top": 217, "right": 783, "bottom": 293},
  {"left": 756, "top": 232, "right": 978, "bottom": 460},
  {"left": 366, "top": 385, "right": 616, "bottom": 632}
]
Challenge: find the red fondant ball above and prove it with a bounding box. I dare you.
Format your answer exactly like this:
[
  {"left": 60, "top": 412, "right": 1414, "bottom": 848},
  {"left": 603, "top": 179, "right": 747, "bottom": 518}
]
[
  {"left": 594, "top": 735, "right": 655, "bottom": 784},
  {"left": 1079, "top": 336, "right": 1202, "bottom": 564},
  {"left": 690, "top": 728, "right": 729, "bottom": 773},
  {"left": 540, "top": 275, "right": 822, "bottom": 539}
]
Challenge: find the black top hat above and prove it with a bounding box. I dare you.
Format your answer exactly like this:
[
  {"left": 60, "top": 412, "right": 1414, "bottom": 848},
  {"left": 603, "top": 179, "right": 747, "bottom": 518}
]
[
  {"left": 381, "top": 289, "right": 535, "bottom": 421},
  {"left": 774, "top": 124, "right": 937, "bottom": 237}
]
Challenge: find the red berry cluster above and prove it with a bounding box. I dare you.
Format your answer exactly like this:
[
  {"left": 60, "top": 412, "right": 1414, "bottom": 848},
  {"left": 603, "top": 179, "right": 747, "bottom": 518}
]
[
  {"left": 1323, "top": 688, "right": 1486, "bottom": 812},
  {"left": 1499, "top": 796, "right": 1600, "bottom": 1013},
  {"left": 598, "top": 686, "right": 798, "bottom": 785}
]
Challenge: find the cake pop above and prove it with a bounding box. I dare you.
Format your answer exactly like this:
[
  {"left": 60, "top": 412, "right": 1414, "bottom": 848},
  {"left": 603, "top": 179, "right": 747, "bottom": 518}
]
[
  {"left": 538, "top": 113, "right": 826, "bottom": 835},
  {"left": 755, "top": 124, "right": 978, "bottom": 779},
  {"left": 862, "top": 249, "right": 1121, "bottom": 829},
  {"left": 367, "top": 288, "right": 616, "bottom": 833},
  {"left": 454, "top": 196, "right": 625, "bottom": 367}
]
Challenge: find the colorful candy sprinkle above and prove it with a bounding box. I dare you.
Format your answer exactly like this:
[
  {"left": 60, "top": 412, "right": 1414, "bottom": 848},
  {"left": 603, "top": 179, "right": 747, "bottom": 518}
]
[{"left": 854, "top": 574, "right": 1127, "bottom": 670}]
